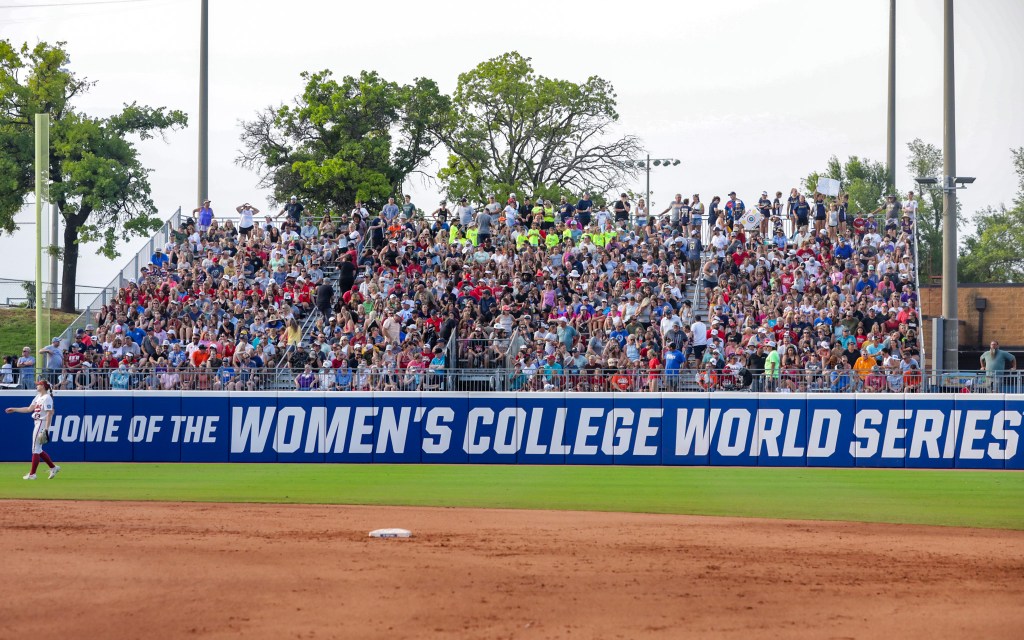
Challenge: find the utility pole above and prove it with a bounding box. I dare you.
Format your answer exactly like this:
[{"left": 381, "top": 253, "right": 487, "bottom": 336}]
[
  {"left": 645, "top": 154, "right": 650, "bottom": 214},
  {"left": 35, "top": 114, "right": 48, "bottom": 364},
  {"left": 197, "top": 0, "right": 209, "bottom": 207},
  {"left": 941, "top": 0, "right": 958, "bottom": 371},
  {"left": 886, "top": 0, "right": 896, "bottom": 190},
  {"left": 49, "top": 202, "right": 58, "bottom": 309}
]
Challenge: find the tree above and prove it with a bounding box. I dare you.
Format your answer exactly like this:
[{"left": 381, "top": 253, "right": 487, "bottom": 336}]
[
  {"left": 905, "top": 138, "right": 966, "bottom": 281},
  {"left": 238, "top": 70, "right": 449, "bottom": 214},
  {"left": 803, "top": 154, "right": 888, "bottom": 215},
  {"left": 0, "top": 40, "right": 187, "bottom": 312},
  {"left": 435, "top": 52, "right": 643, "bottom": 202},
  {"left": 958, "top": 147, "right": 1024, "bottom": 283}
]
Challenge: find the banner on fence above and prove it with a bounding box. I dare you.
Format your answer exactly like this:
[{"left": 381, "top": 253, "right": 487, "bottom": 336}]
[{"left": 0, "top": 392, "right": 1019, "bottom": 469}]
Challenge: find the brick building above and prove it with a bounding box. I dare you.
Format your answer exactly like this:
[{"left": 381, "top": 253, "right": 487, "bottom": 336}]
[{"left": 919, "top": 283, "right": 1024, "bottom": 366}]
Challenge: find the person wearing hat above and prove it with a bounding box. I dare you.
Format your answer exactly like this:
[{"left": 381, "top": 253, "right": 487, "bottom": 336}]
[
  {"left": 38, "top": 338, "right": 64, "bottom": 386},
  {"left": 192, "top": 199, "right": 214, "bottom": 232},
  {"left": 724, "top": 191, "right": 745, "bottom": 230},
  {"left": 455, "top": 196, "right": 474, "bottom": 227},
  {"left": 6, "top": 378, "right": 61, "bottom": 480},
  {"left": 278, "top": 195, "right": 304, "bottom": 225},
  {"left": 762, "top": 341, "right": 780, "bottom": 391},
  {"left": 150, "top": 245, "right": 170, "bottom": 270}
]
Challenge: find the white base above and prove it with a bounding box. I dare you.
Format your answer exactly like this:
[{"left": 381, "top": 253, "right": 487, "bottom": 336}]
[{"left": 369, "top": 528, "right": 413, "bottom": 539}]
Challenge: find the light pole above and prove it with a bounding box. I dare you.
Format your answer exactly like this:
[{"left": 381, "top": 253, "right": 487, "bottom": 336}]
[
  {"left": 631, "top": 155, "right": 681, "bottom": 214},
  {"left": 886, "top": 0, "right": 896, "bottom": 190},
  {"left": 916, "top": 174, "right": 974, "bottom": 371},
  {"left": 197, "top": 0, "right": 208, "bottom": 207}
]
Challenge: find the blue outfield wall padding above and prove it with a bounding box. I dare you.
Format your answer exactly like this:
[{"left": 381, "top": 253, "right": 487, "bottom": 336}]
[
  {"left": 372, "top": 392, "right": 422, "bottom": 464},
  {"left": 322, "top": 393, "right": 376, "bottom": 464},
  {"left": 466, "top": 393, "right": 520, "bottom": 465},
  {"left": 612, "top": 394, "right": 664, "bottom": 466},
  {"left": 805, "top": 394, "right": 855, "bottom": 468},
  {"left": 904, "top": 395, "right": 955, "bottom": 469},
  {"left": 179, "top": 392, "right": 229, "bottom": 462},
  {"left": 82, "top": 392, "right": 134, "bottom": 462},
  {"left": 562, "top": 393, "right": 614, "bottom": 465},
  {"left": 516, "top": 393, "right": 568, "bottom": 465},
  {"left": 0, "top": 391, "right": 1020, "bottom": 468},
  {"left": 954, "top": 394, "right": 1008, "bottom": 470},
  {"left": 1004, "top": 395, "right": 1024, "bottom": 470},
  {"left": 275, "top": 391, "right": 327, "bottom": 463},
  {"left": 757, "top": 393, "right": 807, "bottom": 467},
  {"left": 418, "top": 392, "right": 469, "bottom": 464},
  {"left": 229, "top": 392, "right": 278, "bottom": 462},
  {"left": 710, "top": 393, "right": 760, "bottom": 467},
  {"left": 132, "top": 392, "right": 181, "bottom": 462},
  {"left": 854, "top": 395, "right": 907, "bottom": 468},
  {"left": 661, "top": 394, "right": 711, "bottom": 466},
  {"left": 50, "top": 392, "right": 87, "bottom": 462}
]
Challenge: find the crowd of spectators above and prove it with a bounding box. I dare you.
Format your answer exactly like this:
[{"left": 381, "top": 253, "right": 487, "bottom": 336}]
[{"left": 0, "top": 185, "right": 942, "bottom": 393}]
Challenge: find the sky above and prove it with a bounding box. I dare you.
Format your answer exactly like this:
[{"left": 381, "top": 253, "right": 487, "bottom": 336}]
[{"left": 1, "top": 0, "right": 1022, "bottom": 291}]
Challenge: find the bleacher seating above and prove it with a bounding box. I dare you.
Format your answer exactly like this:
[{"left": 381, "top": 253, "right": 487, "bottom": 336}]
[{"left": 2, "top": 188, "right": 934, "bottom": 393}]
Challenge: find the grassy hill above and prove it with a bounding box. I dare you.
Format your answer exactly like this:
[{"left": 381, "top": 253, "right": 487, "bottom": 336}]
[{"left": 0, "top": 307, "right": 79, "bottom": 359}]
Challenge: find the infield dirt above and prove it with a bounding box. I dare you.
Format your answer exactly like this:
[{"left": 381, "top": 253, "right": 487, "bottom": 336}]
[{"left": 1, "top": 501, "right": 1022, "bottom": 639}]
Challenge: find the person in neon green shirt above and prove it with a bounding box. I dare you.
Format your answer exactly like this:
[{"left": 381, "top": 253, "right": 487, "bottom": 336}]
[
  {"left": 465, "top": 225, "right": 479, "bottom": 246},
  {"left": 542, "top": 200, "right": 555, "bottom": 229},
  {"left": 527, "top": 228, "right": 541, "bottom": 246},
  {"left": 515, "top": 232, "right": 529, "bottom": 249},
  {"left": 764, "top": 342, "right": 781, "bottom": 391},
  {"left": 545, "top": 230, "right": 560, "bottom": 249},
  {"left": 448, "top": 224, "right": 461, "bottom": 244}
]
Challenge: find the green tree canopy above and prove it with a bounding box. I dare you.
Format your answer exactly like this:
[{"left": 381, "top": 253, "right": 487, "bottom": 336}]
[
  {"left": 436, "top": 52, "right": 643, "bottom": 203},
  {"left": 803, "top": 154, "right": 889, "bottom": 215},
  {"left": 238, "top": 70, "right": 449, "bottom": 215},
  {"left": 906, "top": 138, "right": 951, "bottom": 281},
  {"left": 0, "top": 40, "right": 187, "bottom": 311},
  {"left": 958, "top": 147, "right": 1024, "bottom": 283}
]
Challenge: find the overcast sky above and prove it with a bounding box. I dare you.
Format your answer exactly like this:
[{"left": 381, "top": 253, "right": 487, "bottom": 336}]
[{"left": 1, "top": 0, "right": 1022, "bottom": 290}]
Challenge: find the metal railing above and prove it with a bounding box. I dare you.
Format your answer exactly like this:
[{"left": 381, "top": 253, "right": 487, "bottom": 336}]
[
  {"left": 0, "top": 278, "right": 108, "bottom": 310},
  {"left": 3, "top": 366, "right": 1019, "bottom": 395}
]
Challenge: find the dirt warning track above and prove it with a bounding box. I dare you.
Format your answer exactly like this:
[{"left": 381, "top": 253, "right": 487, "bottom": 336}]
[{"left": 1, "top": 501, "right": 1022, "bottom": 639}]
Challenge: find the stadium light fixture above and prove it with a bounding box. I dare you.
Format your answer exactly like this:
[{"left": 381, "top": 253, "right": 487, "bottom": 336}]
[{"left": 624, "top": 155, "right": 681, "bottom": 217}]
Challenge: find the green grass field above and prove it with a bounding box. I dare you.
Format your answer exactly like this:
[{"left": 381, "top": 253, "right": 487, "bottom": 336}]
[
  {"left": 0, "top": 307, "right": 78, "bottom": 357},
  {"left": 1, "top": 463, "right": 1022, "bottom": 529}
]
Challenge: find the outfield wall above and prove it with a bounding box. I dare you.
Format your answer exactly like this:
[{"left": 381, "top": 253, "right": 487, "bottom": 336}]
[{"left": 0, "top": 392, "right": 1021, "bottom": 469}]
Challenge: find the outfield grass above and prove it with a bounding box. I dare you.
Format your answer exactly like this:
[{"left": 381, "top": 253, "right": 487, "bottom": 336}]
[
  {"left": 0, "top": 307, "right": 78, "bottom": 357},
  {"left": 1, "top": 463, "right": 1022, "bottom": 529}
]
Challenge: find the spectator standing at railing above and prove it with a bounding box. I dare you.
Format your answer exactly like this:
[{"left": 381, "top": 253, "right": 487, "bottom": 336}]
[
  {"left": 193, "top": 199, "right": 214, "bottom": 232},
  {"left": 236, "top": 202, "right": 258, "bottom": 238},
  {"left": 17, "top": 347, "right": 35, "bottom": 389},
  {"left": 278, "top": 195, "right": 304, "bottom": 226},
  {"left": 39, "top": 338, "right": 63, "bottom": 385},
  {"left": 981, "top": 341, "right": 1016, "bottom": 392}
]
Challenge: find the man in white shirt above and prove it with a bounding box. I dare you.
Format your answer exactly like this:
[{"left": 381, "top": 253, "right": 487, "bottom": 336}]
[
  {"left": 350, "top": 201, "right": 369, "bottom": 219},
  {"left": 660, "top": 308, "right": 682, "bottom": 340},
  {"left": 503, "top": 200, "right": 519, "bottom": 228},
  {"left": 903, "top": 191, "right": 918, "bottom": 221},
  {"left": 690, "top": 318, "right": 708, "bottom": 359},
  {"left": 711, "top": 228, "right": 728, "bottom": 258}
]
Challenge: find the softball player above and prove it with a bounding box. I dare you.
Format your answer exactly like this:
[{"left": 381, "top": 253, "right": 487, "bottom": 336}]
[{"left": 5, "top": 379, "right": 61, "bottom": 480}]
